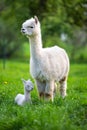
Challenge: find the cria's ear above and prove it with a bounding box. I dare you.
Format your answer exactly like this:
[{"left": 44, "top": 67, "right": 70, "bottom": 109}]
[
  {"left": 21, "top": 78, "right": 26, "bottom": 84},
  {"left": 34, "top": 16, "right": 38, "bottom": 24}
]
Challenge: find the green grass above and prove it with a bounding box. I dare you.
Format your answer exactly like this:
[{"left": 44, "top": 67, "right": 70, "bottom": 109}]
[{"left": 0, "top": 60, "right": 87, "bottom": 130}]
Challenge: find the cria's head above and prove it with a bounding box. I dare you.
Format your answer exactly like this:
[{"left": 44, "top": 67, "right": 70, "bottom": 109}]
[
  {"left": 21, "top": 78, "right": 34, "bottom": 92},
  {"left": 21, "top": 16, "right": 40, "bottom": 37}
]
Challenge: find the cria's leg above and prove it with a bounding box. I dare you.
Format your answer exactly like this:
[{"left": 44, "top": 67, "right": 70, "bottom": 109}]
[
  {"left": 59, "top": 77, "right": 67, "bottom": 98},
  {"left": 45, "top": 80, "right": 54, "bottom": 102},
  {"left": 35, "top": 79, "right": 46, "bottom": 99}
]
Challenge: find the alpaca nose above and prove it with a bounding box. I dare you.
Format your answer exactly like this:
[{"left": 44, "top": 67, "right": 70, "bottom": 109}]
[
  {"left": 21, "top": 28, "right": 25, "bottom": 33},
  {"left": 21, "top": 28, "right": 25, "bottom": 31}
]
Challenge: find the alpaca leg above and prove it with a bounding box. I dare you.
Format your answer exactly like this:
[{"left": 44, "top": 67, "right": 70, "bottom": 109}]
[
  {"left": 45, "top": 80, "right": 54, "bottom": 102},
  {"left": 59, "top": 77, "right": 67, "bottom": 98},
  {"left": 35, "top": 79, "right": 46, "bottom": 99},
  {"left": 53, "top": 82, "right": 57, "bottom": 98}
]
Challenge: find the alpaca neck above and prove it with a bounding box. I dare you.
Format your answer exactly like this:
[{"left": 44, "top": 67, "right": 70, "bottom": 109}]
[
  {"left": 29, "top": 32, "right": 42, "bottom": 59},
  {"left": 24, "top": 89, "right": 31, "bottom": 101}
]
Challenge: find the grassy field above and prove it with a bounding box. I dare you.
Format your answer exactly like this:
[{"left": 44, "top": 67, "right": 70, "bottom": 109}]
[{"left": 0, "top": 60, "right": 87, "bottom": 130}]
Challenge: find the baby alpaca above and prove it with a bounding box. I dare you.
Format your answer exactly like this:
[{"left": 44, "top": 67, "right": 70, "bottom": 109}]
[
  {"left": 21, "top": 16, "right": 69, "bottom": 102},
  {"left": 15, "top": 79, "right": 33, "bottom": 106}
]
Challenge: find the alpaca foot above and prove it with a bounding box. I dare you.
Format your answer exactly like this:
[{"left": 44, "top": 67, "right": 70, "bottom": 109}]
[
  {"left": 39, "top": 92, "right": 44, "bottom": 99},
  {"left": 61, "top": 92, "right": 67, "bottom": 99},
  {"left": 44, "top": 93, "right": 54, "bottom": 102},
  {"left": 60, "top": 86, "right": 67, "bottom": 98}
]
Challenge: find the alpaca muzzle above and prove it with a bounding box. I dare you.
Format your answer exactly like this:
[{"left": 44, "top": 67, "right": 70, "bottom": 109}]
[{"left": 21, "top": 28, "right": 26, "bottom": 34}]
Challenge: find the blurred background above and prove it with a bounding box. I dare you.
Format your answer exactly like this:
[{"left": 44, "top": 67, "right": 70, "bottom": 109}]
[{"left": 0, "top": 0, "right": 87, "bottom": 63}]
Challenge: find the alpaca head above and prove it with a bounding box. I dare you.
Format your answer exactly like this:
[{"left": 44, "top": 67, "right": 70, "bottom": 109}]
[
  {"left": 21, "top": 78, "right": 34, "bottom": 92},
  {"left": 21, "top": 16, "right": 40, "bottom": 37}
]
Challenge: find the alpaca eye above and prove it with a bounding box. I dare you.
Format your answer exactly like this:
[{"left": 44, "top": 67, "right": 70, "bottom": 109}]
[
  {"left": 30, "top": 26, "right": 33, "bottom": 28},
  {"left": 27, "top": 26, "right": 33, "bottom": 28}
]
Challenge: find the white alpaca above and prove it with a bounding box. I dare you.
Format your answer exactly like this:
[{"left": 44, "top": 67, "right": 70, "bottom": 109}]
[
  {"left": 15, "top": 79, "right": 33, "bottom": 106},
  {"left": 21, "top": 16, "right": 70, "bottom": 101}
]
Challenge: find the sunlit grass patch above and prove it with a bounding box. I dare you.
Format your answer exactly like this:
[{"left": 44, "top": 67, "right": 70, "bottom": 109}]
[{"left": 0, "top": 60, "right": 87, "bottom": 130}]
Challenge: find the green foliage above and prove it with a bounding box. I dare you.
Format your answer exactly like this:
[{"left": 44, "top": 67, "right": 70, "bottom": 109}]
[
  {"left": 0, "top": 0, "right": 87, "bottom": 61},
  {"left": 0, "top": 60, "right": 87, "bottom": 130}
]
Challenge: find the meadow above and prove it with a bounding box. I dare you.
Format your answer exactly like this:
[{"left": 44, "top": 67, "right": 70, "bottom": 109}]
[{"left": 0, "top": 60, "right": 87, "bottom": 130}]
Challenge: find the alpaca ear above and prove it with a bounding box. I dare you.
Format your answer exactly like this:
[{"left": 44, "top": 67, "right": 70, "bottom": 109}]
[
  {"left": 21, "top": 78, "right": 26, "bottom": 84},
  {"left": 34, "top": 16, "right": 38, "bottom": 24},
  {"left": 28, "top": 79, "right": 31, "bottom": 82}
]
